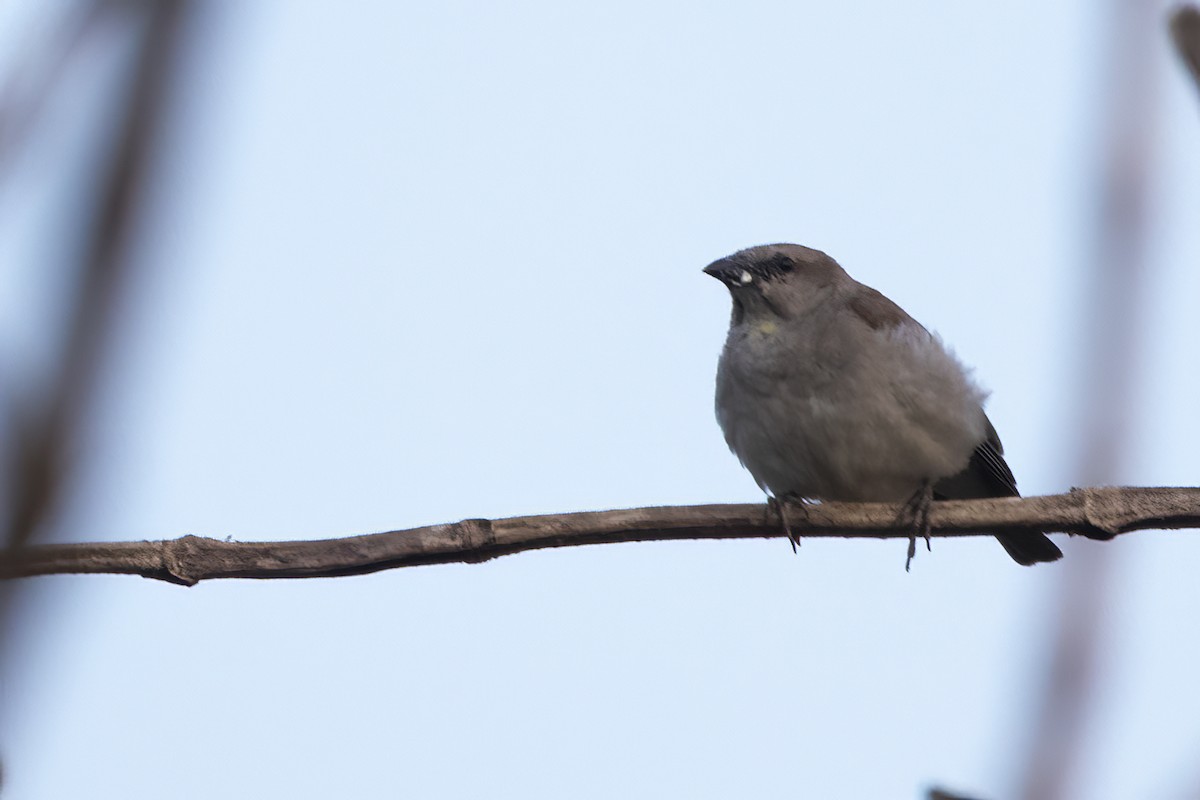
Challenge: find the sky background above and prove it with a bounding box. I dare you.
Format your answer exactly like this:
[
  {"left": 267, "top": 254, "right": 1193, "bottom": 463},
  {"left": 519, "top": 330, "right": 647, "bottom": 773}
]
[{"left": 1, "top": 1, "right": 1199, "bottom": 798}]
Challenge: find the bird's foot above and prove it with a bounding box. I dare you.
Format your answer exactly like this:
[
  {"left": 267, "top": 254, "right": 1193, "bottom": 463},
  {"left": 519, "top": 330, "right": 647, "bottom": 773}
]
[
  {"left": 899, "top": 482, "right": 935, "bottom": 571},
  {"left": 768, "top": 493, "right": 809, "bottom": 553}
]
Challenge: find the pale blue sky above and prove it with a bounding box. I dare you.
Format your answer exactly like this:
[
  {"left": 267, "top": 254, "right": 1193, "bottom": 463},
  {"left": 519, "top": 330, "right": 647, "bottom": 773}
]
[{"left": 2, "top": 2, "right": 1199, "bottom": 798}]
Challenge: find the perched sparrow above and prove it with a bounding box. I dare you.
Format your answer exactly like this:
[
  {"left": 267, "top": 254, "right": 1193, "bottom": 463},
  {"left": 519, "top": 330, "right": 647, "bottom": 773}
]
[{"left": 706, "top": 243, "right": 1061, "bottom": 566}]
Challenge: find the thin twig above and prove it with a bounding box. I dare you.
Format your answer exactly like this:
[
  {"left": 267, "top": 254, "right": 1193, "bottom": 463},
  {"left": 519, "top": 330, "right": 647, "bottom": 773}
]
[{"left": 0, "top": 487, "right": 1195, "bottom": 586}]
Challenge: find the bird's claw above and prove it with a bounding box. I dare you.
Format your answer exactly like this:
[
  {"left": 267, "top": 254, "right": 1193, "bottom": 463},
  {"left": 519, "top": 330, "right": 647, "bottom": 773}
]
[
  {"left": 769, "top": 494, "right": 807, "bottom": 553},
  {"left": 900, "top": 482, "right": 934, "bottom": 571}
]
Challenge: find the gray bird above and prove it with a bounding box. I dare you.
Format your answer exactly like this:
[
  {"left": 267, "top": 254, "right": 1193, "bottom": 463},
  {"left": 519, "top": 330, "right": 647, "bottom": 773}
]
[{"left": 705, "top": 243, "right": 1061, "bottom": 566}]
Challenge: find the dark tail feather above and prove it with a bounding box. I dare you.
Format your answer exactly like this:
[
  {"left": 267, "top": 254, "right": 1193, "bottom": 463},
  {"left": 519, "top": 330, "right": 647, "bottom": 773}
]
[{"left": 995, "top": 529, "right": 1063, "bottom": 566}]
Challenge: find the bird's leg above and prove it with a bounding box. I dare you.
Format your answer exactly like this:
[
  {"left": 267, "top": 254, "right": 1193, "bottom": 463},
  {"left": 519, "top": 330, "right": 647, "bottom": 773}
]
[
  {"left": 766, "top": 496, "right": 796, "bottom": 552},
  {"left": 899, "top": 481, "right": 935, "bottom": 571},
  {"left": 768, "top": 493, "right": 808, "bottom": 553}
]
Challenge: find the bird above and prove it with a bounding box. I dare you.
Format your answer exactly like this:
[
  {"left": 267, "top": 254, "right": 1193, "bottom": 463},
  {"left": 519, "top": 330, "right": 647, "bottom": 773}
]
[{"left": 704, "top": 243, "right": 1062, "bottom": 567}]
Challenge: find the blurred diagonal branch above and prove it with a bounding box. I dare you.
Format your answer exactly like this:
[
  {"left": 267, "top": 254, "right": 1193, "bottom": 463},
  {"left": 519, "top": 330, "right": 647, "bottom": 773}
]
[
  {"left": 0, "top": 1, "right": 107, "bottom": 175},
  {"left": 1172, "top": 5, "right": 1200, "bottom": 91},
  {"left": 0, "top": 487, "right": 1196, "bottom": 586},
  {"left": 1, "top": 0, "right": 193, "bottom": 553}
]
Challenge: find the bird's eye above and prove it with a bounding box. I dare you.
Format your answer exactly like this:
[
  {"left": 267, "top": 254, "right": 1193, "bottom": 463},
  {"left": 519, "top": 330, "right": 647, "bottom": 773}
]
[{"left": 738, "top": 270, "right": 754, "bottom": 285}]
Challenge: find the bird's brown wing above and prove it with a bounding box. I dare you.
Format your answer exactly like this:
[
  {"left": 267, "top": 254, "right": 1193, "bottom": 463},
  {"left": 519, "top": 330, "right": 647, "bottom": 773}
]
[{"left": 847, "top": 285, "right": 923, "bottom": 332}]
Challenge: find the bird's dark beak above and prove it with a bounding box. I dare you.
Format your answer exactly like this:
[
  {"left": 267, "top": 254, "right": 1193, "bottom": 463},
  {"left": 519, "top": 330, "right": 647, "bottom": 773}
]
[
  {"left": 704, "top": 258, "right": 738, "bottom": 286},
  {"left": 704, "top": 258, "right": 751, "bottom": 289}
]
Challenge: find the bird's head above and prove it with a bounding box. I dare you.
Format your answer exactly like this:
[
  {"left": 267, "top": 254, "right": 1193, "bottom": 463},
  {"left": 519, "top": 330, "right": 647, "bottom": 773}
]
[{"left": 703, "top": 243, "right": 846, "bottom": 325}]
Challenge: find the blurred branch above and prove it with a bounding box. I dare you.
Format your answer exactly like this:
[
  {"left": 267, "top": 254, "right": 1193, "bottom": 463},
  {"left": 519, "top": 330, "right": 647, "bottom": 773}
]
[
  {"left": 0, "top": 1, "right": 107, "bottom": 176},
  {"left": 2, "top": 0, "right": 193, "bottom": 551},
  {"left": 1172, "top": 5, "right": 1200, "bottom": 92},
  {"left": 0, "top": 487, "right": 1196, "bottom": 586},
  {"left": 1018, "top": 1, "right": 1161, "bottom": 798},
  {"left": 929, "top": 790, "right": 986, "bottom": 800}
]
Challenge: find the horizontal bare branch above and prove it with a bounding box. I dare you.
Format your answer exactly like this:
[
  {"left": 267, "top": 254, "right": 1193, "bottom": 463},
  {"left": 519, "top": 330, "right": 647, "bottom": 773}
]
[{"left": 0, "top": 486, "right": 1195, "bottom": 586}]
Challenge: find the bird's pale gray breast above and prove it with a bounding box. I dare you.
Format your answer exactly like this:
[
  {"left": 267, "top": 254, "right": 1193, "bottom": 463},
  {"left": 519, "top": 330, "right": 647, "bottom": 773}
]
[{"left": 715, "top": 297, "right": 988, "bottom": 502}]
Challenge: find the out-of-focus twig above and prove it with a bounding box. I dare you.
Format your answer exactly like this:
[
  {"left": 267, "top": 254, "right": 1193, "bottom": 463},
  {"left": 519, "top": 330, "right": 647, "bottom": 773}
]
[
  {"left": 0, "top": 487, "right": 1195, "bottom": 586},
  {"left": 1, "top": 0, "right": 194, "bottom": 553},
  {"left": 0, "top": 0, "right": 195, "bottom": 785},
  {"left": 1171, "top": 5, "right": 1200, "bottom": 93},
  {"left": 929, "top": 789, "right": 986, "bottom": 800},
  {"left": 1017, "top": 1, "right": 1162, "bottom": 799},
  {"left": 0, "top": 0, "right": 107, "bottom": 179}
]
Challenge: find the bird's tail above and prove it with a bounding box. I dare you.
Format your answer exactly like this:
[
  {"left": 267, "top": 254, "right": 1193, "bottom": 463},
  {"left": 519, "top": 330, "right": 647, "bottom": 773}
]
[{"left": 995, "top": 529, "right": 1063, "bottom": 565}]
